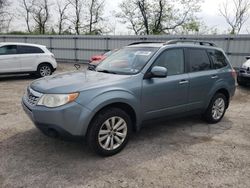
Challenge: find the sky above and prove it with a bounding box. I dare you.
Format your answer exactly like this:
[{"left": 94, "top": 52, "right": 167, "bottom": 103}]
[{"left": 9, "top": 0, "right": 250, "bottom": 35}]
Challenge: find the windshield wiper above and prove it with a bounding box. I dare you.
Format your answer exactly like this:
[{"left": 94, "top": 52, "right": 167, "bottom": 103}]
[{"left": 97, "top": 69, "right": 117, "bottom": 74}]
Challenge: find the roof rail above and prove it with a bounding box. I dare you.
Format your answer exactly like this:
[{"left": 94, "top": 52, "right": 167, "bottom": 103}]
[
  {"left": 165, "top": 40, "right": 217, "bottom": 47},
  {"left": 128, "top": 41, "right": 163, "bottom": 46}
]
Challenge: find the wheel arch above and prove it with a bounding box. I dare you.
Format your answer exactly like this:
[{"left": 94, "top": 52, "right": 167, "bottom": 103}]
[
  {"left": 215, "top": 88, "right": 230, "bottom": 108},
  {"left": 37, "top": 62, "right": 55, "bottom": 72},
  {"left": 86, "top": 102, "right": 138, "bottom": 137}
]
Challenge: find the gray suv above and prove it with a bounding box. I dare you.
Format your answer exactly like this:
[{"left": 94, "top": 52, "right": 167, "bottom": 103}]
[{"left": 22, "top": 40, "right": 236, "bottom": 156}]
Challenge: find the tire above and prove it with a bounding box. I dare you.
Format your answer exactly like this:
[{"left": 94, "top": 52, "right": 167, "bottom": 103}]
[
  {"left": 203, "top": 93, "right": 227, "bottom": 124},
  {"left": 87, "top": 108, "right": 132, "bottom": 156},
  {"left": 237, "top": 77, "right": 246, "bottom": 86},
  {"left": 37, "top": 64, "right": 53, "bottom": 77}
]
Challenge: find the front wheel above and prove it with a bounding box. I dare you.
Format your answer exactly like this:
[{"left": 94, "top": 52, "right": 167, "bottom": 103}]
[
  {"left": 87, "top": 108, "right": 132, "bottom": 156},
  {"left": 203, "top": 93, "right": 227, "bottom": 124},
  {"left": 37, "top": 64, "right": 53, "bottom": 77}
]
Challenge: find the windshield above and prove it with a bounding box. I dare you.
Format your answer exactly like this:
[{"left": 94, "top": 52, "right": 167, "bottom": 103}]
[{"left": 96, "top": 47, "right": 159, "bottom": 75}]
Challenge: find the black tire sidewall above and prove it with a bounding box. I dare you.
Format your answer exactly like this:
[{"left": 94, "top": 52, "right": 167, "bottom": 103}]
[
  {"left": 204, "top": 93, "right": 227, "bottom": 124},
  {"left": 237, "top": 79, "right": 246, "bottom": 86},
  {"left": 87, "top": 108, "right": 132, "bottom": 156}
]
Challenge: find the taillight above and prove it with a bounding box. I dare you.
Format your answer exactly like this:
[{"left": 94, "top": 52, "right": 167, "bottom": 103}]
[{"left": 231, "top": 68, "right": 237, "bottom": 80}]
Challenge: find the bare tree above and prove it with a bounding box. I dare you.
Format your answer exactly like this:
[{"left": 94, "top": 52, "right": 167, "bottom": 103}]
[
  {"left": 0, "top": 0, "right": 12, "bottom": 32},
  {"left": 137, "top": 0, "right": 149, "bottom": 34},
  {"left": 31, "top": 0, "right": 50, "bottom": 34},
  {"left": 117, "top": 0, "right": 202, "bottom": 35},
  {"left": 85, "top": 0, "right": 105, "bottom": 34},
  {"left": 116, "top": 0, "right": 144, "bottom": 35},
  {"left": 19, "top": 0, "right": 33, "bottom": 33},
  {"left": 56, "top": 0, "right": 70, "bottom": 34},
  {"left": 151, "top": 0, "right": 165, "bottom": 34},
  {"left": 68, "top": 0, "right": 84, "bottom": 35},
  {"left": 219, "top": 0, "right": 250, "bottom": 34},
  {"left": 152, "top": 0, "right": 202, "bottom": 34}
]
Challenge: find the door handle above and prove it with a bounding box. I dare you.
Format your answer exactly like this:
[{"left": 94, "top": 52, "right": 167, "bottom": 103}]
[
  {"left": 211, "top": 75, "right": 218, "bottom": 79},
  {"left": 179, "top": 80, "right": 189, "bottom": 84}
]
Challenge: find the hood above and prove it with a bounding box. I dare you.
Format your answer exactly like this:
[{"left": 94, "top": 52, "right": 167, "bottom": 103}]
[{"left": 30, "top": 71, "right": 131, "bottom": 94}]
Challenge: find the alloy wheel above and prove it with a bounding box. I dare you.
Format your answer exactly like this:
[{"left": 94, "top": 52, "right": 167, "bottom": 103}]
[
  {"left": 212, "top": 98, "right": 225, "bottom": 120},
  {"left": 98, "top": 116, "right": 127, "bottom": 151},
  {"left": 40, "top": 65, "right": 51, "bottom": 77}
]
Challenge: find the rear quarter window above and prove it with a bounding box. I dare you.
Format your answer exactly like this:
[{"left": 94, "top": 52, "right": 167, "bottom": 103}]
[
  {"left": 18, "top": 45, "right": 45, "bottom": 54},
  {"left": 207, "top": 49, "right": 228, "bottom": 69}
]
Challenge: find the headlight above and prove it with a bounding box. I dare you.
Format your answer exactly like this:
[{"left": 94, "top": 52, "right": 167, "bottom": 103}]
[{"left": 37, "top": 93, "right": 79, "bottom": 108}]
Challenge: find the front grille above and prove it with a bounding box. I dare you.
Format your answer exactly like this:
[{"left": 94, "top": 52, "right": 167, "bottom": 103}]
[
  {"left": 26, "top": 94, "right": 39, "bottom": 106},
  {"left": 24, "top": 88, "right": 42, "bottom": 106}
]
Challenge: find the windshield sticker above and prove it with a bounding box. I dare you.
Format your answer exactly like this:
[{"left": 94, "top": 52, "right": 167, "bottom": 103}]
[{"left": 135, "top": 51, "right": 152, "bottom": 56}]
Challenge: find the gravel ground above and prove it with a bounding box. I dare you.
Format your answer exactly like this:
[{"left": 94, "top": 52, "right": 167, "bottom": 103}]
[{"left": 0, "top": 63, "right": 250, "bottom": 188}]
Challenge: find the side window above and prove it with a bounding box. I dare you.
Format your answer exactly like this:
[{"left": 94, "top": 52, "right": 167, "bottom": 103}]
[
  {"left": 18, "top": 45, "right": 44, "bottom": 54},
  {"left": 0, "top": 45, "right": 17, "bottom": 55},
  {"left": 189, "top": 49, "right": 211, "bottom": 72},
  {"left": 207, "top": 50, "right": 228, "bottom": 69},
  {"left": 153, "top": 49, "right": 184, "bottom": 76}
]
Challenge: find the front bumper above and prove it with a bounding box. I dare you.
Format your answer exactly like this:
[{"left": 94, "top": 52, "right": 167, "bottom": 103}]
[
  {"left": 22, "top": 97, "right": 92, "bottom": 137},
  {"left": 87, "top": 63, "right": 97, "bottom": 71},
  {"left": 238, "top": 69, "right": 250, "bottom": 82}
]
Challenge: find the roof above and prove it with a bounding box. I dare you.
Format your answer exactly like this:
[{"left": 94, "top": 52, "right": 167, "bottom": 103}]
[{"left": 0, "top": 42, "right": 46, "bottom": 48}]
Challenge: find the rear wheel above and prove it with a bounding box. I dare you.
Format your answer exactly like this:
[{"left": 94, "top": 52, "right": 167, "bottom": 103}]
[
  {"left": 87, "top": 108, "right": 132, "bottom": 156},
  {"left": 204, "top": 93, "right": 227, "bottom": 124},
  {"left": 37, "top": 64, "right": 53, "bottom": 77}
]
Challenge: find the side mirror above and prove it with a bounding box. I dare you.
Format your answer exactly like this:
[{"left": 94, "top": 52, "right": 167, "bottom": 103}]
[{"left": 147, "top": 66, "right": 167, "bottom": 78}]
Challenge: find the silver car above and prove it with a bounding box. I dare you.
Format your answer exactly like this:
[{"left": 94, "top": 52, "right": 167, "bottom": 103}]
[{"left": 22, "top": 40, "right": 236, "bottom": 156}]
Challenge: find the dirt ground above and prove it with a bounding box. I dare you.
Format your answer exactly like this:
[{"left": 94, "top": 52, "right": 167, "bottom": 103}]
[{"left": 0, "top": 63, "right": 250, "bottom": 188}]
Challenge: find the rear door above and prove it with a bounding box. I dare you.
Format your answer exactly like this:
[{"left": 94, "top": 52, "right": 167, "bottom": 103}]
[
  {"left": 187, "top": 48, "right": 218, "bottom": 110},
  {"left": 0, "top": 45, "right": 20, "bottom": 73},
  {"left": 17, "top": 45, "right": 45, "bottom": 72},
  {"left": 142, "top": 48, "right": 189, "bottom": 120}
]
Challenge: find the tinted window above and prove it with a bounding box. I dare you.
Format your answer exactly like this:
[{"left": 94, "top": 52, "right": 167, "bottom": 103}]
[
  {"left": 18, "top": 45, "right": 44, "bottom": 54},
  {"left": 153, "top": 49, "right": 184, "bottom": 76},
  {"left": 207, "top": 50, "right": 228, "bottom": 69},
  {"left": 0, "top": 45, "right": 17, "bottom": 55},
  {"left": 189, "top": 49, "right": 211, "bottom": 72}
]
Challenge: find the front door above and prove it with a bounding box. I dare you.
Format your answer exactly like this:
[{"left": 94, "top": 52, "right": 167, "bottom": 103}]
[
  {"left": 0, "top": 45, "right": 20, "bottom": 73},
  {"left": 142, "top": 48, "right": 189, "bottom": 120}
]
